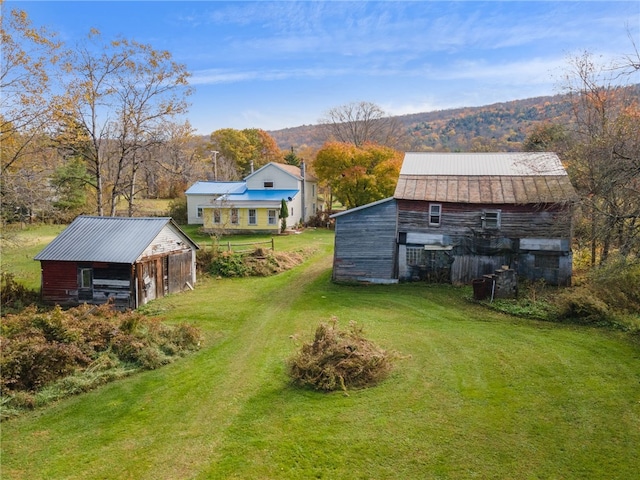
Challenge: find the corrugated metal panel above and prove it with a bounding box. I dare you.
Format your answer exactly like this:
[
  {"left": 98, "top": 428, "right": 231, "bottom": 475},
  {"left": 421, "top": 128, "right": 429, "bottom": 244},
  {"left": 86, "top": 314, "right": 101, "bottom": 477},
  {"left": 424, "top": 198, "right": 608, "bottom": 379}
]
[
  {"left": 400, "top": 152, "right": 569, "bottom": 176},
  {"left": 395, "top": 174, "right": 576, "bottom": 204},
  {"left": 34, "top": 216, "right": 196, "bottom": 264}
]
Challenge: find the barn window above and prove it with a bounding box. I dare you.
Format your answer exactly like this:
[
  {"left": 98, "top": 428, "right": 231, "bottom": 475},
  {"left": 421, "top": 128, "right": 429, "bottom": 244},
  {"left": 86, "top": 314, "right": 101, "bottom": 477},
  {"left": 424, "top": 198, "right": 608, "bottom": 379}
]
[
  {"left": 268, "top": 209, "right": 277, "bottom": 225},
  {"left": 196, "top": 207, "right": 203, "bottom": 218},
  {"left": 482, "top": 210, "right": 501, "bottom": 229},
  {"left": 213, "top": 209, "right": 221, "bottom": 224},
  {"left": 231, "top": 208, "right": 239, "bottom": 225},
  {"left": 406, "top": 247, "right": 424, "bottom": 266},
  {"left": 429, "top": 204, "right": 441, "bottom": 226},
  {"left": 535, "top": 255, "right": 560, "bottom": 269},
  {"left": 248, "top": 209, "right": 257, "bottom": 225},
  {"left": 264, "top": 181, "right": 274, "bottom": 188}
]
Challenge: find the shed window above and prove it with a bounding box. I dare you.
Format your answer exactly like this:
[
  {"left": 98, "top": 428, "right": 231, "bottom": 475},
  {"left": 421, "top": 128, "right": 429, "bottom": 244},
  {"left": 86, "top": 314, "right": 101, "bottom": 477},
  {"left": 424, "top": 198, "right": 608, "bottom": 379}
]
[
  {"left": 79, "top": 268, "right": 92, "bottom": 288},
  {"left": 482, "top": 210, "right": 501, "bottom": 229},
  {"left": 429, "top": 204, "right": 441, "bottom": 226},
  {"left": 248, "top": 209, "right": 257, "bottom": 225}
]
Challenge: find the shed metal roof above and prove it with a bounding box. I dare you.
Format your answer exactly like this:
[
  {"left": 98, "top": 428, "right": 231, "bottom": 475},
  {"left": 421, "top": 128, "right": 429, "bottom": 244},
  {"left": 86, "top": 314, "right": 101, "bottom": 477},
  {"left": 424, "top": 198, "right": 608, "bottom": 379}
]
[
  {"left": 395, "top": 152, "right": 577, "bottom": 204},
  {"left": 34, "top": 216, "right": 198, "bottom": 264}
]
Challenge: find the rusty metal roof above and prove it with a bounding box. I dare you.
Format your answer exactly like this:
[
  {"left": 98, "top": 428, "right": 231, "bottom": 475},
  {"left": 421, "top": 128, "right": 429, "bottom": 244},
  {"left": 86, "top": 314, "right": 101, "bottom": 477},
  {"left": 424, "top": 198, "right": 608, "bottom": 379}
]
[
  {"left": 395, "top": 152, "right": 577, "bottom": 204},
  {"left": 34, "top": 216, "right": 198, "bottom": 264}
]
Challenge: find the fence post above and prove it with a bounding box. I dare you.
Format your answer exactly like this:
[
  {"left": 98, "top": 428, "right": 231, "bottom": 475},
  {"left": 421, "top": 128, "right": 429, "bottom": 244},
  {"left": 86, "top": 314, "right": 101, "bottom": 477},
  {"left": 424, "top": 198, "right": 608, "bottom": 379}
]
[{"left": 271, "top": 237, "right": 274, "bottom": 251}]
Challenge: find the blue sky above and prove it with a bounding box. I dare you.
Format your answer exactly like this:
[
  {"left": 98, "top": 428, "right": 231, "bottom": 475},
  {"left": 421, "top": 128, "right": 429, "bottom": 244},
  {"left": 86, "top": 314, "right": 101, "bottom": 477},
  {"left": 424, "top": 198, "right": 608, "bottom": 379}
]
[{"left": 10, "top": 1, "right": 640, "bottom": 134}]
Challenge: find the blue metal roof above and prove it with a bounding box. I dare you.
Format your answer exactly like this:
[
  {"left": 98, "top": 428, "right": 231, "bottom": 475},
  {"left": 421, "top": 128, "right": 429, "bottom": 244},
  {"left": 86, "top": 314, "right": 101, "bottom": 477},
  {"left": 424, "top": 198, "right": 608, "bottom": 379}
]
[
  {"left": 217, "top": 189, "right": 299, "bottom": 202},
  {"left": 34, "top": 216, "right": 198, "bottom": 264},
  {"left": 185, "top": 181, "right": 246, "bottom": 195}
]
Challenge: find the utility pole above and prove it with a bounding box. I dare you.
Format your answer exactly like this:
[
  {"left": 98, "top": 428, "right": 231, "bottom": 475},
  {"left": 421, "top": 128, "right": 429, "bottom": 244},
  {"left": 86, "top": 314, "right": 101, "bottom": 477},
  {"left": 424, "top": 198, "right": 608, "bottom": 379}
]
[{"left": 212, "top": 150, "right": 219, "bottom": 180}]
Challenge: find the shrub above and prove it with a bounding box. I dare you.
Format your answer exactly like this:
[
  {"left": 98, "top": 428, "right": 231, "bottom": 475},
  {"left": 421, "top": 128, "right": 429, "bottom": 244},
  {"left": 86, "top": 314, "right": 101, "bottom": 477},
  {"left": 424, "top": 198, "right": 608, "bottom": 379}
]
[
  {"left": 167, "top": 195, "right": 188, "bottom": 224},
  {"left": 287, "top": 318, "right": 396, "bottom": 393},
  {"left": 554, "top": 286, "right": 612, "bottom": 325},
  {"left": 208, "top": 251, "right": 250, "bottom": 277},
  {"left": 0, "top": 303, "right": 202, "bottom": 414},
  {"left": 0, "top": 272, "right": 40, "bottom": 313}
]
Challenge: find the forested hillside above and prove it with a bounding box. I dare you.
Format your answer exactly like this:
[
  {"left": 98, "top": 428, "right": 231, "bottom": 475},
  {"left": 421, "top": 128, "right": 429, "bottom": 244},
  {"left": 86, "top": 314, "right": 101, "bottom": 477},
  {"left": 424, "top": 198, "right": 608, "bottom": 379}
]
[{"left": 269, "top": 91, "right": 634, "bottom": 152}]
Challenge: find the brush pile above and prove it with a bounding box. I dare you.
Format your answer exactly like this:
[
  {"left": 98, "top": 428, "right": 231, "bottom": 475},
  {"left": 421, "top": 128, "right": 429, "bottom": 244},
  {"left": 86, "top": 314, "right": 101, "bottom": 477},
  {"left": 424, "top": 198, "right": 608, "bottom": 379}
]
[{"left": 287, "top": 317, "right": 395, "bottom": 392}]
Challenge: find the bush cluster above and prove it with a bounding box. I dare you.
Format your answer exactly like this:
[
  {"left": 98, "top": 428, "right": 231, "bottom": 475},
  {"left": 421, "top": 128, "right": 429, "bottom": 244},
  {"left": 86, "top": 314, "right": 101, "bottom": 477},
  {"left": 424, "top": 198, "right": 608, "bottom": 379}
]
[
  {"left": 483, "top": 255, "right": 640, "bottom": 332},
  {"left": 1, "top": 304, "right": 201, "bottom": 417},
  {"left": 555, "top": 255, "right": 640, "bottom": 326},
  {"left": 197, "top": 248, "right": 308, "bottom": 278},
  {"left": 287, "top": 318, "right": 396, "bottom": 392},
  {"left": 1, "top": 272, "right": 40, "bottom": 314}
]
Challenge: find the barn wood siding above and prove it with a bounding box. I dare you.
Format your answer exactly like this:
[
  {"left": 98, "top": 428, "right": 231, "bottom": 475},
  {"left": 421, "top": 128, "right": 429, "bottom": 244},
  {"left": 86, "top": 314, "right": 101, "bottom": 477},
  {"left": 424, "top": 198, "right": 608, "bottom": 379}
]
[
  {"left": 397, "top": 200, "right": 572, "bottom": 239},
  {"left": 333, "top": 200, "right": 398, "bottom": 283},
  {"left": 40, "top": 261, "right": 78, "bottom": 305}
]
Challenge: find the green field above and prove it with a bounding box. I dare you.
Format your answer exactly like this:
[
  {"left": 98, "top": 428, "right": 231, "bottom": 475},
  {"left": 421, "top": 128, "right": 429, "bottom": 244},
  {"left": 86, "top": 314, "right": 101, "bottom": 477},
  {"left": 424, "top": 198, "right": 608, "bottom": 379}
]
[{"left": 2, "top": 228, "right": 640, "bottom": 479}]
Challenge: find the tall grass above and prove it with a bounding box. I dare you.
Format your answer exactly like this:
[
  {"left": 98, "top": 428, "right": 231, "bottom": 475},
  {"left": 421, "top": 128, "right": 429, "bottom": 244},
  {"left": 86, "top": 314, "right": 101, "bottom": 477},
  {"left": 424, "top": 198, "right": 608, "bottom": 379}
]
[{"left": 1, "top": 228, "right": 639, "bottom": 479}]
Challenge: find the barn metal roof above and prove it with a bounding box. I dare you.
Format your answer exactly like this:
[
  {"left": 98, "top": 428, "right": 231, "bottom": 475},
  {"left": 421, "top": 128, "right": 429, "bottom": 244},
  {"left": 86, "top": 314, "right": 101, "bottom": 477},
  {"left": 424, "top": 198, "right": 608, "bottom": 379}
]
[
  {"left": 395, "top": 152, "right": 577, "bottom": 204},
  {"left": 34, "top": 216, "right": 198, "bottom": 264}
]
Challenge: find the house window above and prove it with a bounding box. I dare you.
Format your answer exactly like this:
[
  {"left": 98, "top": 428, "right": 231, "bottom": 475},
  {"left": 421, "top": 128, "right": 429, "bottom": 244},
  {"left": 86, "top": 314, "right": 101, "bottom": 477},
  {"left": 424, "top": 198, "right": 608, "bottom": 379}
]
[
  {"left": 231, "top": 208, "right": 239, "bottom": 225},
  {"left": 482, "top": 210, "right": 501, "bottom": 229},
  {"left": 264, "top": 181, "right": 274, "bottom": 188},
  {"left": 429, "top": 204, "right": 441, "bottom": 226},
  {"left": 196, "top": 207, "right": 203, "bottom": 218},
  {"left": 213, "top": 209, "right": 221, "bottom": 224},
  {"left": 312, "top": 203, "right": 317, "bottom": 215},
  {"left": 248, "top": 209, "right": 257, "bottom": 225},
  {"left": 268, "top": 209, "right": 277, "bottom": 225}
]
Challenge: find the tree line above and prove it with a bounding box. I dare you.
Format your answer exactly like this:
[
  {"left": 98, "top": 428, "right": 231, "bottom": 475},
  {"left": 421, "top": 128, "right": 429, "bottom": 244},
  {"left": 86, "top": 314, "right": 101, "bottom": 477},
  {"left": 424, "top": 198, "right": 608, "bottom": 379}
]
[{"left": 2, "top": 2, "right": 639, "bottom": 264}]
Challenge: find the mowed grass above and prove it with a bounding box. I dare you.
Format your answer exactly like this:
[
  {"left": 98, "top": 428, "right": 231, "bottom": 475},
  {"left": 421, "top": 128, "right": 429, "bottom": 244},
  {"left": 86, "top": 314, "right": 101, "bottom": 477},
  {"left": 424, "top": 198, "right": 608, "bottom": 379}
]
[{"left": 2, "top": 228, "right": 640, "bottom": 479}]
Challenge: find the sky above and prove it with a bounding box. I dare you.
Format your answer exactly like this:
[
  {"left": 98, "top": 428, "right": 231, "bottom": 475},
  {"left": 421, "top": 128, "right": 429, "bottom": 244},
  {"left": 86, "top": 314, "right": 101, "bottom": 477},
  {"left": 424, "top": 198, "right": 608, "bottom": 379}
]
[{"left": 9, "top": 0, "right": 640, "bottom": 134}]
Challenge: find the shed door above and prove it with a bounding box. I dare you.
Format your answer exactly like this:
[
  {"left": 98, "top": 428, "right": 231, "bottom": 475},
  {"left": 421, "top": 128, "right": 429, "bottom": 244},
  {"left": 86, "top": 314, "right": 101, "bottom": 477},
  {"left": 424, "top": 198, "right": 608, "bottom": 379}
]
[
  {"left": 142, "top": 262, "right": 156, "bottom": 303},
  {"left": 168, "top": 251, "right": 193, "bottom": 294}
]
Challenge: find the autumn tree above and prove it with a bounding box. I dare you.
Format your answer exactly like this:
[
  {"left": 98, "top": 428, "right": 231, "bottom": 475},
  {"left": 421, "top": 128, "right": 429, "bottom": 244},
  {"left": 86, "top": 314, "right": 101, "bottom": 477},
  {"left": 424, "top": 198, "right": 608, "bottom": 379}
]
[
  {"left": 209, "top": 128, "right": 282, "bottom": 177},
  {"left": 561, "top": 50, "right": 640, "bottom": 264},
  {"left": 320, "top": 101, "right": 405, "bottom": 148},
  {"left": 522, "top": 123, "right": 571, "bottom": 154},
  {"left": 1, "top": 3, "right": 63, "bottom": 222},
  {"left": 59, "top": 29, "right": 191, "bottom": 216},
  {"left": 314, "top": 142, "right": 402, "bottom": 210}
]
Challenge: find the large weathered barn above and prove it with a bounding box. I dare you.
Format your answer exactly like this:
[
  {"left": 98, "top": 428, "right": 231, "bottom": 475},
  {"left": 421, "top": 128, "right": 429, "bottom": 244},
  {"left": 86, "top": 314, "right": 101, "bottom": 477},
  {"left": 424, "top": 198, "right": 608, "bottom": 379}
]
[
  {"left": 332, "top": 152, "right": 577, "bottom": 286},
  {"left": 34, "top": 216, "right": 199, "bottom": 309}
]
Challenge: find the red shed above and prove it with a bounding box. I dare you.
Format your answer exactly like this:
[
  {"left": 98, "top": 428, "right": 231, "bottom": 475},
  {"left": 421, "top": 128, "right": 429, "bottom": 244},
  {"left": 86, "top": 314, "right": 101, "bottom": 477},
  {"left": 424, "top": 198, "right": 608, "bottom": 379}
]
[{"left": 34, "top": 216, "right": 199, "bottom": 309}]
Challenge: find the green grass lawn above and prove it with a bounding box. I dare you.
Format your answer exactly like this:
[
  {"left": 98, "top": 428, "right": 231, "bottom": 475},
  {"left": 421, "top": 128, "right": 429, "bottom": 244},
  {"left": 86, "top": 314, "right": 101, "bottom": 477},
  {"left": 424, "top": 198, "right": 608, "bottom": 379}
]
[{"left": 2, "top": 227, "right": 640, "bottom": 479}]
